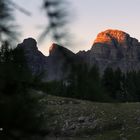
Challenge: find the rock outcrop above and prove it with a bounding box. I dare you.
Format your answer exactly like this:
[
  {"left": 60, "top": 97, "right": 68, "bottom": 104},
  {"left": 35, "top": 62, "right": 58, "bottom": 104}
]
[
  {"left": 46, "top": 43, "right": 80, "bottom": 81},
  {"left": 17, "top": 38, "right": 47, "bottom": 75}
]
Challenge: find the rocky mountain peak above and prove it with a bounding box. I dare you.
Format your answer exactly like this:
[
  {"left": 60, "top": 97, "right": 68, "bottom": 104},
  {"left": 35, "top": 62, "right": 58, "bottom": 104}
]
[
  {"left": 18, "top": 37, "right": 38, "bottom": 51},
  {"left": 17, "top": 38, "right": 47, "bottom": 75},
  {"left": 49, "top": 43, "right": 61, "bottom": 55},
  {"left": 49, "top": 43, "right": 76, "bottom": 58},
  {"left": 89, "top": 29, "right": 140, "bottom": 72},
  {"left": 93, "top": 29, "right": 139, "bottom": 48}
]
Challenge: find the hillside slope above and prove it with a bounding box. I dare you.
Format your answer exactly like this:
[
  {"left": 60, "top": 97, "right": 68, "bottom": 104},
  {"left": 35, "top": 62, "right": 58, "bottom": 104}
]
[{"left": 42, "top": 95, "right": 140, "bottom": 140}]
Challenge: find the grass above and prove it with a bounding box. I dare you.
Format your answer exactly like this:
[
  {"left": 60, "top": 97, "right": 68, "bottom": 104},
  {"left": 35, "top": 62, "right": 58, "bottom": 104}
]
[{"left": 38, "top": 94, "right": 140, "bottom": 140}]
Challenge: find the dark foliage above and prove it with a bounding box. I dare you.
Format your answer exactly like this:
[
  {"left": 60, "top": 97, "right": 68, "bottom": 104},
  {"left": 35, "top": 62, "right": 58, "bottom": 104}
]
[
  {"left": 0, "top": 0, "right": 18, "bottom": 43},
  {"left": 39, "top": 65, "right": 140, "bottom": 102},
  {"left": 39, "top": 0, "right": 70, "bottom": 45},
  {"left": 102, "top": 68, "right": 140, "bottom": 102},
  {"left": 0, "top": 42, "right": 44, "bottom": 139}
]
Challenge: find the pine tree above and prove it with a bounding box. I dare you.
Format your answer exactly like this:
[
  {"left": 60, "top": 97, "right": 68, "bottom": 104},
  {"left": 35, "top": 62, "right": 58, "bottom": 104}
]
[
  {"left": 86, "top": 65, "right": 103, "bottom": 101},
  {"left": 0, "top": 0, "right": 18, "bottom": 42},
  {"left": 0, "top": 43, "right": 43, "bottom": 137},
  {"left": 135, "top": 70, "right": 140, "bottom": 100},
  {"left": 40, "top": 0, "right": 70, "bottom": 46},
  {"left": 102, "top": 67, "right": 116, "bottom": 100}
]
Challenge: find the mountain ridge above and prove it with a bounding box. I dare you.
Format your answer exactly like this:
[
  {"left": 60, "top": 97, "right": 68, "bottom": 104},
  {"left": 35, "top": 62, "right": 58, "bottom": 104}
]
[{"left": 18, "top": 29, "right": 140, "bottom": 81}]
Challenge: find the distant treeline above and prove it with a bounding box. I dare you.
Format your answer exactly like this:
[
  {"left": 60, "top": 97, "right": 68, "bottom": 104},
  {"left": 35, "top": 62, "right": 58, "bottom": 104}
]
[{"left": 39, "top": 64, "right": 140, "bottom": 102}]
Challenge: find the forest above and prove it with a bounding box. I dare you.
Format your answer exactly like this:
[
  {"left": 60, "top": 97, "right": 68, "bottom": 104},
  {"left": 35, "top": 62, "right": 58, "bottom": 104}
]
[{"left": 39, "top": 64, "right": 140, "bottom": 102}]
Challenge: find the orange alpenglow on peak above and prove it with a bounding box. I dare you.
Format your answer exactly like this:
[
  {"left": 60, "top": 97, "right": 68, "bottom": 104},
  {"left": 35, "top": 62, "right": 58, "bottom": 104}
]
[
  {"left": 49, "top": 43, "right": 57, "bottom": 52},
  {"left": 49, "top": 43, "right": 65, "bottom": 55},
  {"left": 93, "top": 29, "right": 131, "bottom": 46},
  {"left": 49, "top": 43, "right": 60, "bottom": 54}
]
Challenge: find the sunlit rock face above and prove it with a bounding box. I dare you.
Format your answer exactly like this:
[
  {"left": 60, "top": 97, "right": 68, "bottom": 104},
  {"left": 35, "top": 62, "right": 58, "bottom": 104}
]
[
  {"left": 17, "top": 38, "right": 47, "bottom": 75},
  {"left": 89, "top": 29, "right": 140, "bottom": 72},
  {"left": 94, "top": 29, "right": 130, "bottom": 48}
]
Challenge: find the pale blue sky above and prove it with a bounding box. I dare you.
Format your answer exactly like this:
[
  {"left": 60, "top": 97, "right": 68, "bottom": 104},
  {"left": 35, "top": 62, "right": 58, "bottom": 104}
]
[{"left": 13, "top": 0, "right": 140, "bottom": 55}]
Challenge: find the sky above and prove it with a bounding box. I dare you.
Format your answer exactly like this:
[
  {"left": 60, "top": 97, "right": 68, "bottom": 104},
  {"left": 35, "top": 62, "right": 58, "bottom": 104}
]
[{"left": 12, "top": 0, "right": 140, "bottom": 56}]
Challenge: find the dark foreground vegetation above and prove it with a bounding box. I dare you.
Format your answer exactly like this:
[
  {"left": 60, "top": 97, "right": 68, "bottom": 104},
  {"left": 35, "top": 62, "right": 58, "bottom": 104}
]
[{"left": 0, "top": 42, "right": 45, "bottom": 139}]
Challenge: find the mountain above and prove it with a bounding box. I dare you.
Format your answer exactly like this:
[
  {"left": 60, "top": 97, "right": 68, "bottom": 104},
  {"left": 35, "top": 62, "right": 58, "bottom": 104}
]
[
  {"left": 89, "top": 29, "right": 140, "bottom": 72},
  {"left": 46, "top": 43, "right": 82, "bottom": 81},
  {"left": 18, "top": 39, "right": 82, "bottom": 81},
  {"left": 18, "top": 29, "right": 140, "bottom": 81},
  {"left": 17, "top": 38, "right": 47, "bottom": 75}
]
